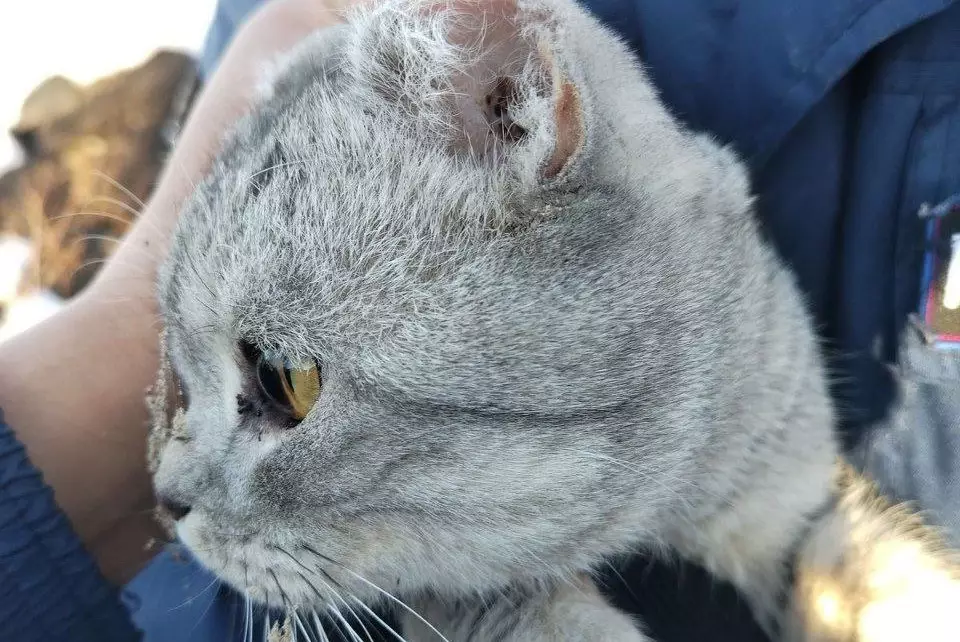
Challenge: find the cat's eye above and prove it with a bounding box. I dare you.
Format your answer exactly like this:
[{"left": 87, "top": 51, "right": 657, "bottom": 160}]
[{"left": 255, "top": 351, "right": 321, "bottom": 421}]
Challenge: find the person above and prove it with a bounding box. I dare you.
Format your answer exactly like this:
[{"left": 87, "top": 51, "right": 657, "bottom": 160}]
[
  {"left": 1, "top": 0, "right": 959, "bottom": 640},
  {"left": 0, "top": 3, "right": 359, "bottom": 640}
]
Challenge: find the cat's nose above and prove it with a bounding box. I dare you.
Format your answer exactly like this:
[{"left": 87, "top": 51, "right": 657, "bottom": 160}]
[{"left": 158, "top": 495, "right": 192, "bottom": 521}]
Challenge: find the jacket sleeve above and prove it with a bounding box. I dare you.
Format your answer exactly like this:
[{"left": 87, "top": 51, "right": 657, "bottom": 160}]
[{"left": 0, "top": 411, "right": 142, "bottom": 642}]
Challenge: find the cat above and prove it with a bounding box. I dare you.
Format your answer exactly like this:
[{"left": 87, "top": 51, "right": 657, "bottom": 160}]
[{"left": 148, "top": 0, "right": 959, "bottom": 640}]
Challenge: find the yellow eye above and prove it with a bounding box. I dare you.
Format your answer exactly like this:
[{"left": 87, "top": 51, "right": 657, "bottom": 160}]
[{"left": 255, "top": 351, "right": 321, "bottom": 421}]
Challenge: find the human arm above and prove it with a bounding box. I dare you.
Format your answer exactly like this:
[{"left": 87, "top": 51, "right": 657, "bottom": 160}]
[{"left": 0, "top": 0, "right": 354, "bottom": 593}]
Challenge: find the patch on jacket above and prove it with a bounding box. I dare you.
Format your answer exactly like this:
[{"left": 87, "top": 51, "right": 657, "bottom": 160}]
[{"left": 918, "top": 194, "right": 960, "bottom": 348}]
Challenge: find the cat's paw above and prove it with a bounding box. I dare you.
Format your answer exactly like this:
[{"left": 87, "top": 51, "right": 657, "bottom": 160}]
[{"left": 784, "top": 463, "right": 960, "bottom": 642}]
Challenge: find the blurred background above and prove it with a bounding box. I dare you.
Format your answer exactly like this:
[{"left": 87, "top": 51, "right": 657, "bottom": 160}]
[{"left": 0, "top": 0, "right": 218, "bottom": 340}]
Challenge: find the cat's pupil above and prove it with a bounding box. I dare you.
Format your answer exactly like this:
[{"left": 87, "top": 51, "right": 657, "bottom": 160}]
[
  {"left": 240, "top": 341, "right": 322, "bottom": 423},
  {"left": 255, "top": 357, "right": 287, "bottom": 410},
  {"left": 255, "top": 352, "right": 321, "bottom": 422}
]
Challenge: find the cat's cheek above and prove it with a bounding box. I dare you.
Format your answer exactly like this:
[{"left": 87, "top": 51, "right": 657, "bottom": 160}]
[
  {"left": 175, "top": 512, "right": 235, "bottom": 579},
  {"left": 175, "top": 516, "right": 246, "bottom": 595},
  {"left": 173, "top": 514, "right": 262, "bottom": 595}
]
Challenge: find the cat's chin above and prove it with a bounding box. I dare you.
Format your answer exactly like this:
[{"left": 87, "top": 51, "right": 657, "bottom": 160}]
[{"left": 175, "top": 511, "right": 402, "bottom": 611}]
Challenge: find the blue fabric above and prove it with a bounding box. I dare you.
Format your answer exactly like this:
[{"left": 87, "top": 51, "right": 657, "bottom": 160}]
[
  {"left": 200, "top": 0, "right": 265, "bottom": 78},
  {"left": 855, "top": 324, "right": 960, "bottom": 549},
  {"left": 0, "top": 413, "right": 141, "bottom": 642},
  {"left": 584, "top": 0, "right": 960, "bottom": 442},
  {"left": 124, "top": 548, "right": 247, "bottom": 642},
  {"left": 5, "top": 1, "right": 959, "bottom": 642}
]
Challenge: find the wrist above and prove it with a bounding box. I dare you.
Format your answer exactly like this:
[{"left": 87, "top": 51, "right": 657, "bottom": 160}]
[{"left": 0, "top": 293, "right": 161, "bottom": 545}]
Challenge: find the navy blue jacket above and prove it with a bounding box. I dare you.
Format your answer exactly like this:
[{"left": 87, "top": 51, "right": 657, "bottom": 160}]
[
  {"left": 3, "top": 1, "right": 960, "bottom": 640},
  {"left": 0, "top": 418, "right": 139, "bottom": 641},
  {"left": 586, "top": 0, "right": 960, "bottom": 443}
]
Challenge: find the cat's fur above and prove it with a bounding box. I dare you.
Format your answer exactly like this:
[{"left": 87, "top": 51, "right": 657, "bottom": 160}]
[{"left": 150, "top": 0, "right": 958, "bottom": 639}]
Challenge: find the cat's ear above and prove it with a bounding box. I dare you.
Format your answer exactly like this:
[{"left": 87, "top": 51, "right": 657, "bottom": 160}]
[
  {"left": 350, "top": 0, "right": 581, "bottom": 184},
  {"left": 434, "top": 0, "right": 585, "bottom": 180}
]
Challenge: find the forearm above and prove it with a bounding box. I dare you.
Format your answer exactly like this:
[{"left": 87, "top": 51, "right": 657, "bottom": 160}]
[
  {"left": 0, "top": 0, "right": 350, "bottom": 585},
  {"left": 0, "top": 293, "right": 164, "bottom": 584}
]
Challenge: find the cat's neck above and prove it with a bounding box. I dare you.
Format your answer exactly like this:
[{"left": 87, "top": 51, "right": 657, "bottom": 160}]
[{"left": 666, "top": 257, "right": 840, "bottom": 630}]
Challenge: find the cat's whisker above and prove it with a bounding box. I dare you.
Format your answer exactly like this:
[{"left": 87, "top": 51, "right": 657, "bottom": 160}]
[
  {"left": 301, "top": 615, "right": 320, "bottom": 642},
  {"left": 291, "top": 610, "right": 312, "bottom": 642},
  {"left": 603, "top": 560, "right": 642, "bottom": 605},
  {"left": 69, "top": 256, "right": 121, "bottom": 277},
  {"left": 180, "top": 251, "right": 226, "bottom": 316},
  {"left": 51, "top": 202, "right": 166, "bottom": 259},
  {"left": 178, "top": 243, "right": 245, "bottom": 314},
  {"left": 243, "top": 591, "right": 253, "bottom": 642},
  {"left": 58, "top": 237, "right": 165, "bottom": 277},
  {"left": 176, "top": 322, "right": 226, "bottom": 344},
  {"left": 84, "top": 194, "right": 145, "bottom": 220},
  {"left": 182, "top": 577, "right": 223, "bottom": 640},
  {"left": 295, "top": 568, "right": 334, "bottom": 613},
  {"left": 340, "top": 598, "right": 375, "bottom": 642},
  {"left": 350, "top": 596, "right": 410, "bottom": 642},
  {"left": 51, "top": 209, "right": 137, "bottom": 227},
  {"left": 568, "top": 448, "right": 731, "bottom": 509},
  {"left": 268, "top": 567, "right": 292, "bottom": 608},
  {"left": 91, "top": 169, "right": 147, "bottom": 209},
  {"left": 319, "top": 603, "right": 349, "bottom": 642},
  {"left": 169, "top": 575, "right": 220, "bottom": 610},
  {"left": 243, "top": 158, "right": 314, "bottom": 186},
  {"left": 298, "top": 545, "right": 450, "bottom": 642},
  {"left": 243, "top": 557, "right": 256, "bottom": 642},
  {"left": 319, "top": 574, "right": 375, "bottom": 642},
  {"left": 274, "top": 545, "right": 340, "bottom": 599},
  {"left": 299, "top": 569, "right": 366, "bottom": 642},
  {"left": 329, "top": 602, "right": 365, "bottom": 642},
  {"left": 290, "top": 610, "right": 305, "bottom": 642},
  {"left": 243, "top": 556, "right": 253, "bottom": 594},
  {"left": 72, "top": 232, "right": 124, "bottom": 246},
  {"left": 278, "top": 545, "right": 376, "bottom": 642},
  {"left": 312, "top": 612, "right": 332, "bottom": 642}
]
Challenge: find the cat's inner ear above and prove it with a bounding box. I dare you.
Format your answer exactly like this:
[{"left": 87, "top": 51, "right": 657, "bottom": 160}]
[
  {"left": 436, "top": 0, "right": 585, "bottom": 178},
  {"left": 484, "top": 77, "right": 526, "bottom": 144}
]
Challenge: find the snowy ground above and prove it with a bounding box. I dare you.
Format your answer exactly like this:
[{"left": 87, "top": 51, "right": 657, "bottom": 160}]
[{"left": 0, "top": 0, "right": 218, "bottom": 340}]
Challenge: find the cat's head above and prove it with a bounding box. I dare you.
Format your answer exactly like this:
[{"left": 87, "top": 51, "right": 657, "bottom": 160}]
[{"left": 154, "top": 0, "right": 759, "bottom": 610}]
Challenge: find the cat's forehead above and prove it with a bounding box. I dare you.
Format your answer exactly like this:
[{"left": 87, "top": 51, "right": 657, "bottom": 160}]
[
  {"left": 159, "top": 0, "right": 674, "bottom": 365},
  {"left": 165, "top": 95, "right": 505, "bottom": 362},
  {"left": 163, "top": 0, "right": 589, "bottom": 351}
]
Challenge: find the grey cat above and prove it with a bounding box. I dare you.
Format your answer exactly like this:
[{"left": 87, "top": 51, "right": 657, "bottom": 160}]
[{"left": 150, "top": 0, "right": 959, "bottom": 640}]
